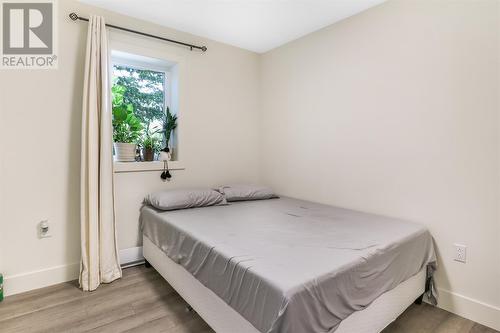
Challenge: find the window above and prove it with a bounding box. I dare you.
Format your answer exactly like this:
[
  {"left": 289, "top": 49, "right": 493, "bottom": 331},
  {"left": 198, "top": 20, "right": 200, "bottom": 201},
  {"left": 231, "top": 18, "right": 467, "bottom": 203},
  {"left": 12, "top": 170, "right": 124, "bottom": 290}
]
[
  {"left": 113, "top": 64, "right": 166, "bottom": 136},
  {"left": 111, "top": 51, "right": 178, "bottom": 162}
]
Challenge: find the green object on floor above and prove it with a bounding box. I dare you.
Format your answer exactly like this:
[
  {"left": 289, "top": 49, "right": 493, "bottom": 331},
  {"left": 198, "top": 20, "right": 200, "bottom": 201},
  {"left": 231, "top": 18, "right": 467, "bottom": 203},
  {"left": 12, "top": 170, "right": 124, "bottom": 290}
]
[{"left": 0, "top": 273, "right": 3, "bottom": 302}]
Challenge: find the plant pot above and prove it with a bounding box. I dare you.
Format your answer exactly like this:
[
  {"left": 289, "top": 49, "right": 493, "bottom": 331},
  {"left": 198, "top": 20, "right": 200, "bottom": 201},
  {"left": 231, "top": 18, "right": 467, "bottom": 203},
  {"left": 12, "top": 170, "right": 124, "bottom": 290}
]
[
  {"left": 142, "top": 148, "right": 155, "bottom": 161},
  {"left": 114, "top": 142, "right": 136, "bottom": 162}
]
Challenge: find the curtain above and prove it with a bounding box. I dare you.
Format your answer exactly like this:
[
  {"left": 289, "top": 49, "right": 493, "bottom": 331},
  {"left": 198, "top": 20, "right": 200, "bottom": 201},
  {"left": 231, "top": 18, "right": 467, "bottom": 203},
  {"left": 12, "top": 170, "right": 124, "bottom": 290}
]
[{"left": 79, "top": 15, "right": 122, "bottom": 291}]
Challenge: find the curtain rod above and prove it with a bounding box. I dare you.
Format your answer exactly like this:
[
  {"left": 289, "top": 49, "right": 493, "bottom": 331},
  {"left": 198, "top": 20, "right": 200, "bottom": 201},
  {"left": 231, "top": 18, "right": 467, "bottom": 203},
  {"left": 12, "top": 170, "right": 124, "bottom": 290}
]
[{"left": 69, "top": 13, "right": 207, "bottom": 52}]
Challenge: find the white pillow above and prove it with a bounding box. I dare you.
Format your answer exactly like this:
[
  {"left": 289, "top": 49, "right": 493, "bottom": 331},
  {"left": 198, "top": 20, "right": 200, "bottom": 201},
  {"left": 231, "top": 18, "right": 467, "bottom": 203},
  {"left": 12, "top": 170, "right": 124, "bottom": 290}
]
[
  {"left": 145, "top": 188, "right": 226, "bottom": 211},
  {"left": 219, "top": 184, "right": 278, "bottom": 202}
]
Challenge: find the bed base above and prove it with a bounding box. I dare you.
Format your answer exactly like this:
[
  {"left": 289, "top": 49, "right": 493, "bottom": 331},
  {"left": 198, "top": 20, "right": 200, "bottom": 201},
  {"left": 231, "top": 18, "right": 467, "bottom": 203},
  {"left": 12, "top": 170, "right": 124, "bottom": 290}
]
[{"left": 143, "top": 235, "right": 426, "bottom": 333}]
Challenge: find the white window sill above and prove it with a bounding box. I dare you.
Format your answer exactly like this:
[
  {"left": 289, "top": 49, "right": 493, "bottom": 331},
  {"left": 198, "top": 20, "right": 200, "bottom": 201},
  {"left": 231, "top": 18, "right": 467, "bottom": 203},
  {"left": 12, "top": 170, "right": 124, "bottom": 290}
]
[{"left": 114, "top": 161, "right": 185, "bottom": 173}]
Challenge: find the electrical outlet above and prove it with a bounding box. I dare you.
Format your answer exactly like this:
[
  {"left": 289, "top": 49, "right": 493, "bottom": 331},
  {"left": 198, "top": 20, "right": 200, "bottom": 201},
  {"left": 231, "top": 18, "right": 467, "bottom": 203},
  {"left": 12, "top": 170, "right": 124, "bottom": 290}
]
[
  {"left": 38, "top": 220, "right": 51, "bottom": 238},
  {"left": 454, "top": 244, "right": 466, "bottom": 263}
]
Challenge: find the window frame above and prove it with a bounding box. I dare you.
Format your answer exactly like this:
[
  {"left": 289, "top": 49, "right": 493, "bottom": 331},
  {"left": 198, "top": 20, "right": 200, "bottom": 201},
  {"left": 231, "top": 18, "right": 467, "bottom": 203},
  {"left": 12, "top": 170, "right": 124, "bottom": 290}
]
[{"left": 109, "top": 34, "right": 185, "bottom": 173}]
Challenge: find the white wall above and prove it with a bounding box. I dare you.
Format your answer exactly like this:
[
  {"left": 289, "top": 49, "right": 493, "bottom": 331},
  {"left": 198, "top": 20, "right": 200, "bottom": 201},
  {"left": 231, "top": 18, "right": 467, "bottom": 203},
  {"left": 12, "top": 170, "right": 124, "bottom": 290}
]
[
  {"left": 260, "top": 0, "right": 500, "bottom": 329},
  {"left": 0, "top": 0, "right": 261, "bottom": 295}
]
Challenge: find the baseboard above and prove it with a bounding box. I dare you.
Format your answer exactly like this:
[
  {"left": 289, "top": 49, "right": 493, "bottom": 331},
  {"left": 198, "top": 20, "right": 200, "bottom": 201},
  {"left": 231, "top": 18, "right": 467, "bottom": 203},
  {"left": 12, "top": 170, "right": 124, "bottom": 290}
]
[
  {"left": 434, "top": 288, "right": 500, "bottom": 331},
  {"left": 119, "top": 246, "right": 144, "bottom": 266},
  {"left": 3, "top": 247, "right": 143, "bottom": 297},
  {"left": 4, "top": 262, "right": 80, "bottom": 297}
]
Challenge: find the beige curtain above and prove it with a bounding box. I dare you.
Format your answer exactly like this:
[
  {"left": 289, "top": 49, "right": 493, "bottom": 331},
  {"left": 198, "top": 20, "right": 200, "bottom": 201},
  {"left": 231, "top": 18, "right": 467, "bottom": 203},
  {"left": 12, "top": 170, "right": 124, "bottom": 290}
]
[{"left": 79, "top": 15, "right": 122, "bottom": 291}]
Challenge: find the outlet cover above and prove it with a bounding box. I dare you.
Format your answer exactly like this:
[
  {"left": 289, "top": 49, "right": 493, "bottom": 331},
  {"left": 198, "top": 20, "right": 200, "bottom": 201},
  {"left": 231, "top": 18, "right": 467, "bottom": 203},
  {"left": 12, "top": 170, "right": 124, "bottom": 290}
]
[
  {"left": 454, "top": 244, "right": 467, "bottom": 263},
  {"left": 39, "top": 220, "right": 51, "bottom": 238}
]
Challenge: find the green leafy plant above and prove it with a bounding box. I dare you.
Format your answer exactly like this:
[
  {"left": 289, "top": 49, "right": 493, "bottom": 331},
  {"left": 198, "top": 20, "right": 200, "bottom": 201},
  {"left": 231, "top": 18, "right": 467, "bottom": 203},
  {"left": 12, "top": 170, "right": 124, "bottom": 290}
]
[
  {"left": 112, "top": 84, "right": 143, "bottom": 143},
  {"left": 141, "top": 136, "right": 160, "bottom": 150},
  {"left": 162, "top": 107, "right": 178, "bottom": 148},
  {"left": 141, "top": 127, "right": 162, "bottom": 152}
]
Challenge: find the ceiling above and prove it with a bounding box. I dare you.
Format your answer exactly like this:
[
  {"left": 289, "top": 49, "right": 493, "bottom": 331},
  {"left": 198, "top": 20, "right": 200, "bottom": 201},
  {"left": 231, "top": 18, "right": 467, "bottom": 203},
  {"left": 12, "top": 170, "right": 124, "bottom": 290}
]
[{"left": 80, "top": 0, "right": 386, "bottom": 53}]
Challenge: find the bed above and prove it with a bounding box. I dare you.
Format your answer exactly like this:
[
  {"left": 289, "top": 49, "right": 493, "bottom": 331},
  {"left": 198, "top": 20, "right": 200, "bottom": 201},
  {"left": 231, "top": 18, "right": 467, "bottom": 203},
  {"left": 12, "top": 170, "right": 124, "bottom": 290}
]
[{"left": 141, "top": 196, "right": 436, "bottom": 333}]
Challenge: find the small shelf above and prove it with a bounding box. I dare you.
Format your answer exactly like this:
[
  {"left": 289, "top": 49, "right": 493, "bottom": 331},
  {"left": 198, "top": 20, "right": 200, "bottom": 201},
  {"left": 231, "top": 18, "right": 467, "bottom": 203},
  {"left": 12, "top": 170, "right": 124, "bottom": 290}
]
[{"left": 114, "top": 161, "right": 185, "bottom": 173}]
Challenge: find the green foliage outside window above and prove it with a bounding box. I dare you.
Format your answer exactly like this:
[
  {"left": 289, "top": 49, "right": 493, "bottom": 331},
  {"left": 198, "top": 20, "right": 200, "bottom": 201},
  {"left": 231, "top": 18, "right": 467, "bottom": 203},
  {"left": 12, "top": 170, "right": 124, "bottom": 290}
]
[{"left": 113, "top": 65, "right": 165, "bottom": 132}]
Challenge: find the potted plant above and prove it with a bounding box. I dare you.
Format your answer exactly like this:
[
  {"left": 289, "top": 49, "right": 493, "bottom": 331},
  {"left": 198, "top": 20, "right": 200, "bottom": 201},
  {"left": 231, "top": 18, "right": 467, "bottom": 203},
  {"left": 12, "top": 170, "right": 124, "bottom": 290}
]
[
  {"left": 112, "top": 85, "right": 142, "bottom": 162},
  {"left": 141, "top": 131, "right": 161, "bottom": 161},
  {"left": 161, "top": 107, "right": 178, "bottom": 160}
]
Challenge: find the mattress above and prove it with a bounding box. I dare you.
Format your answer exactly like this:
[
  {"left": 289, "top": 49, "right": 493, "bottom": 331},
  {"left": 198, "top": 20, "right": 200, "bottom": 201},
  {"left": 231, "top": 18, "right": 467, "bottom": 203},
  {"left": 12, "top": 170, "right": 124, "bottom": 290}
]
[{"left": 141, "top": 197, "right": 436, "bottom": 333}]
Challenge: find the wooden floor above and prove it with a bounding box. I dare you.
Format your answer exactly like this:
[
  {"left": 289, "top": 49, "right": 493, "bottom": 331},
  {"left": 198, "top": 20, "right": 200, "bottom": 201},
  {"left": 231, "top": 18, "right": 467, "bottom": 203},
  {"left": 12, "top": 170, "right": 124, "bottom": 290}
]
[{"left": 0, "top": 266, "right": 497, "bottom": 333}]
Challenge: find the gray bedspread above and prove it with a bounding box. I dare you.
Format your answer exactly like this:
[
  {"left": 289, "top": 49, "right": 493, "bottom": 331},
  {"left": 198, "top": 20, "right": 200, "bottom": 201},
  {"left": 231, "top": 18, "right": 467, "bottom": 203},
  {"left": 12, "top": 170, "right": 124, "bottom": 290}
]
[{"left": 141, "top": 197, "right": 436, "bottom": 333}]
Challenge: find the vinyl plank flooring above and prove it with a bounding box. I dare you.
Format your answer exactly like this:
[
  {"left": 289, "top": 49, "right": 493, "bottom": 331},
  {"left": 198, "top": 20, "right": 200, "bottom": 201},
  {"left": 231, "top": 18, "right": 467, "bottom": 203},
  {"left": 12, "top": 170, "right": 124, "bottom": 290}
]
[
  {"left": 0, "top": 266, "right": 497, "bottom": 333},
  {"left": 0, "top": 266, "right": 158, "bottom": 323},
  {"left": 469, "top": 324, "right": 500, "bottom": 333}
]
